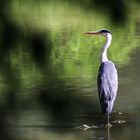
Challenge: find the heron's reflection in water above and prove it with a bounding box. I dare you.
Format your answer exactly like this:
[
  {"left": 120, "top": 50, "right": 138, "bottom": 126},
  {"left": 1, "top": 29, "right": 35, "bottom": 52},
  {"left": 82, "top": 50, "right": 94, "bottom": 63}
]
[{"left": 107, "top": 127, "right": 111, "bottom": 140}]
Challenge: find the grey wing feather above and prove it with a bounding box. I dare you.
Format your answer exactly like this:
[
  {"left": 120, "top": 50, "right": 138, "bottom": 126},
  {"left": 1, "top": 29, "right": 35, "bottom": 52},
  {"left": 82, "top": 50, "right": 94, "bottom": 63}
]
[{"left": 97, "top": 61, "right": 118, "bottom": 115}]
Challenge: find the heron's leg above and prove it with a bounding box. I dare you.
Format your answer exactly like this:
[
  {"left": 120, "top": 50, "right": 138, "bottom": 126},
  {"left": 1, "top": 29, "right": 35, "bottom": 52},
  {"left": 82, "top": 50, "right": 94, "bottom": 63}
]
[
  {"left": 108, "top": 114, "right": 109, "bottom": 125},
  {"left": 106, "top": 114, "right": 112, "bottom": 128}
]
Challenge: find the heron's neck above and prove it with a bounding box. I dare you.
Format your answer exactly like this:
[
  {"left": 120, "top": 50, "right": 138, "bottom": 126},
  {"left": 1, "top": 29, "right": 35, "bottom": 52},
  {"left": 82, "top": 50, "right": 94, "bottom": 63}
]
[{"left": 100, "top": 34, "right": 112, "bottom": 64}]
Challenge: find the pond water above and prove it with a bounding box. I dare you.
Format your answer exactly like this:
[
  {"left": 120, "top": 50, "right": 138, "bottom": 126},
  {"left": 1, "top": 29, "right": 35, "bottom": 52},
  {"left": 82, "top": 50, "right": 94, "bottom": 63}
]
[{"left": 0, "top": 0, "right": 140, "bottom": 140}]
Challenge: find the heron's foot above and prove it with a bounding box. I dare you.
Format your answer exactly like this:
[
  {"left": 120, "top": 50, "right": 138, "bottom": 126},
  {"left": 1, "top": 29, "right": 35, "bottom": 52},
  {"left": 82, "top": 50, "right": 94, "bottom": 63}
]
[{"left": 105, "top": 123, "right": 112, "bottom": 128}]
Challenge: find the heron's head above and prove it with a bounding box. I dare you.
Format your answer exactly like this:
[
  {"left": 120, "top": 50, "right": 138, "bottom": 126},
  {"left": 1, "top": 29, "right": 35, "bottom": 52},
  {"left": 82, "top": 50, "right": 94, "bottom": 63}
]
[{"left": 85, "top": 29, "right": 111, "bottom": 36}]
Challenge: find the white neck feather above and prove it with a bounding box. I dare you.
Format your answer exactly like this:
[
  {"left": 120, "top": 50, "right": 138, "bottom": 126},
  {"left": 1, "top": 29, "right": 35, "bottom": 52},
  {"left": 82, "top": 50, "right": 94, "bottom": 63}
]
[{"left": 100, "top": 33, "right": 112, "bottom": 64}]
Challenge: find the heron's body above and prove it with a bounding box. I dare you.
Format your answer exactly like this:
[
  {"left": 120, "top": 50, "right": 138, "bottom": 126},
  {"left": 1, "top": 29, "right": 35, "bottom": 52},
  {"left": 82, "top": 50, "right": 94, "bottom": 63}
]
[
  {"left": 85, "top": 29, "right": 118, "bottom": 126},
  {"left": 97, "top": 61, "right": 118, "bottom": 116}
]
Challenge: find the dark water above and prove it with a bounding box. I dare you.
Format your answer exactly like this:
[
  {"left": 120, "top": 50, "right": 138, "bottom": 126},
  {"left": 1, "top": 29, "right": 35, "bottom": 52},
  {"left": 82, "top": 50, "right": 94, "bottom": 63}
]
[{"left": 0, "top": 1, "right": 140, "bottom": 140}]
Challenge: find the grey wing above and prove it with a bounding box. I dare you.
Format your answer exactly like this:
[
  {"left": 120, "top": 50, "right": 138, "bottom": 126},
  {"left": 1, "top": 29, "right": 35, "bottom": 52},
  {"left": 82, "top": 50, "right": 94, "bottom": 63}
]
[{"left": 97, "top": 61, "right": 118, "bottom": 115}]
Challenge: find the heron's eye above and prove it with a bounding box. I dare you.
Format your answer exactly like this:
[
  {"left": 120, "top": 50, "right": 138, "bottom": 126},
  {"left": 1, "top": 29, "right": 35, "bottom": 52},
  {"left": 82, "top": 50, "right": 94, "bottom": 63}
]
[
  {"left": 101, "top": 30, "right": 106, "bottom": 34},
  {"left": 99, "top": 30, "right": 104, "bottom": 34},
  {"left": 99, "top": 30, "right": 111, "bottom": 34}
]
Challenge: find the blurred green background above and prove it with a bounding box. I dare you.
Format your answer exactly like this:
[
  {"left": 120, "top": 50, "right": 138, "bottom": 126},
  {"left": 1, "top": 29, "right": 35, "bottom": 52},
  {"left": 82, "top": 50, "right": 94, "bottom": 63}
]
[{"left": 0, "top": 0, "right": 140, "bottom": 140}]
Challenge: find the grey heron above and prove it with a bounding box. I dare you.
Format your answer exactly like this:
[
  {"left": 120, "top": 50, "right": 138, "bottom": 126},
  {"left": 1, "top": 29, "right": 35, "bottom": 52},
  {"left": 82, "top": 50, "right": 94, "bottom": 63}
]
[{"left": 85, "top": 29, "right": 118, "bottom": 127}]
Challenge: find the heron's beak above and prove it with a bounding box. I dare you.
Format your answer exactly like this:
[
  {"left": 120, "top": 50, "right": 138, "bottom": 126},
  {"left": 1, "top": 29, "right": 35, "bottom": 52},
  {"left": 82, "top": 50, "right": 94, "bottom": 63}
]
[{"left": 85, "top": 31, "right": 100, "bottom": 35}]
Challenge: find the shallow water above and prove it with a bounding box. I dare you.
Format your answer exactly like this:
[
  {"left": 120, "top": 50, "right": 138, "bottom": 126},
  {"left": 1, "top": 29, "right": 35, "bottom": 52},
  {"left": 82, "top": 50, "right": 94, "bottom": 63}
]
[{"left": 0, "top": 1, "right": 140, "bottom": 140}]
